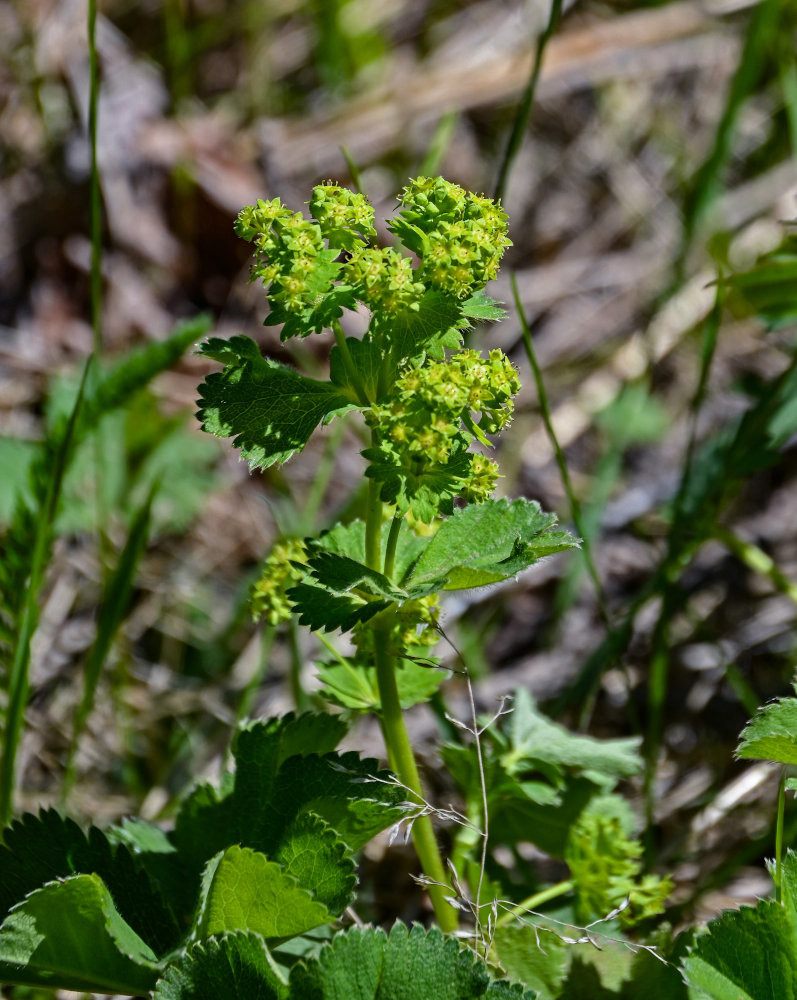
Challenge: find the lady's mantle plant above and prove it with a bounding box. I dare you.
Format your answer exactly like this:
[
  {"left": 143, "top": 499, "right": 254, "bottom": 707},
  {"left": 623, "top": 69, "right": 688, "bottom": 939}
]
[{"left": 196, "top": 176, "right": 579, "bottom": 930}]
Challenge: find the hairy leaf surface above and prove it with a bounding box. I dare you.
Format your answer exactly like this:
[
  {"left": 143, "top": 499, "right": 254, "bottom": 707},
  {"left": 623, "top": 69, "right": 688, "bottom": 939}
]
[
  {"left": 290, "top": 923, "right": 536, "bottom": 998},
  {"left": 407, "top": 499, "right": 579, "bottom": 591},
  {"left": 154, "top": 932, "right": 288, "bottom": 1000},
  {"left": 683, "top": 900, "right": 797, "bottom": 1000},
  {"left": 197, "top": 336, "right": 356, "bottom": 469},
  {"left": 736, "top": 697, "right": 797, "bottom": 765}
]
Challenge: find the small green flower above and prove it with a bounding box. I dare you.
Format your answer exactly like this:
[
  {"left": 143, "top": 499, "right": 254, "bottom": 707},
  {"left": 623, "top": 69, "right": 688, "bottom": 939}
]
[{"left": 250, "top": 538, "right": 308, "bottom": 627}]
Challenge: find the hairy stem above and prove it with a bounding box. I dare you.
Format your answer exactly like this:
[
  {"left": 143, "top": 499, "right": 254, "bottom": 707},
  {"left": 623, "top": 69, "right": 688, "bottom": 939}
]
[{"left": 372, "top": 614, "right": 458, "bottom": 932}]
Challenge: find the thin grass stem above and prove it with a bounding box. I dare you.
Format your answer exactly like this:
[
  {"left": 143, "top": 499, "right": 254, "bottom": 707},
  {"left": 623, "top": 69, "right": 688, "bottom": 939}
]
[
  {"left": 493, "top": 0, "right": 562, "bottom": 203},
  {"left": 511, "top": 274, "right": 610, "bottom": 627}
]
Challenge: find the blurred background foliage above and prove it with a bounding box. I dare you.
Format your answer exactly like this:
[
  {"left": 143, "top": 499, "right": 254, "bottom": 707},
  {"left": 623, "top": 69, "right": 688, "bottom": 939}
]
[{"left": 2, "top": 0, "right": 797, "bottom": 936}]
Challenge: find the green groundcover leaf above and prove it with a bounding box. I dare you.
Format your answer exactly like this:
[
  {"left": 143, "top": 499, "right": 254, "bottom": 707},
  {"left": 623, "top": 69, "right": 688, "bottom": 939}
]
[
  {"left": 154, "top": 931, "right": 288, "bottom": 1000},
  {"left": 491, "top": 923, "right": 568, "bottom": 998},
  {"left": 329, "top": 337, "right": 388, "bottom": 402},
  {"left": 407, "top": 498, "right": 579, "bottom": 592},
  {"left": 290, "top": 923, "right": 536, "bottom": 999},
  {"left": 0, "top": 874, "right": 160, "bottom": 995},
  {"left": 312, "top": 519, "right": 427, "bottom": 582},
  {"left": 163, "top": 713, "right": 403, "bottom": 926},
  {"left": 195, "top": 846, "right": 335, "bottom": 940},
  {"left": 443, "top": 689, "right": 642, "bottom": 859},
  {"left": 736, "top": 697, "right": 797, "bottom": 765},
  {"left": 287, "top": 583, "right": 392, "bottom": 633},
  {"left": 683, "top": 899, "right": 797, "bottom": 1000},
  {"left": 0, "top": 809, "right": 179, "bottom": 954},
  {"left": 197, "top": 336, "right": 356, "bottom": 469}
]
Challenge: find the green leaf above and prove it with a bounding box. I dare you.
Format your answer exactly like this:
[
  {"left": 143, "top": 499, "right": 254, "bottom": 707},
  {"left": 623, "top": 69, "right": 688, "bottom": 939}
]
[
  {"left": 407, "top": 499, "right": 579, "bottom": 591},
  {"left": 444, "top": 691, "right": 641, "bottom": 859},
  {"left": 286, "top": 583, "right": 392, "bottom": 633},
  {"left": 461, "top": 290, "right": 507, "bottom": 322},
  {"left": 329, "top": 337, "right": 388, "bottom": 402},
  {"left": 233, "top": 722, "right": 404, "bottom": 853},
  {"left": 289, "top": 923, "right": 536, "bottom": 999},
  {"left": 195, "top": 847, "right": 334, "bottom": 940},
  {"left": 375, "top": 291, "right": 465, "bottom": 361},
  {"left": 0, "top": 809, "right": 180, "bottom": 954},
  {"left": 305, "top": 552, "right": 407, "bottom": 601},
  {"left": 311, "top": 519, "right": 426, "bottom": 583},
  {"left": 154, "top": 931, "right": 288, "bottom": 1000},
  {"left": 502, "top": 689, "right": 641, "bottom": 784},
  {"left": 274, "top": 813, "right": 357, "bottom": 915},
  {"left": 491, "top": 923, "right": 568, "bottom": 998},
  {"left": 318, "top": 657, "right": 446, "bottom": 712},
  {"left": 196, "top": 336, "right": 356, "bottom": 469},
  {"left": 683, "top": 900, "right": 797, "bottom": 1000},
  {"left": 0, "top": 874, "right": 160, "bottom": 995},
  {"left": 264, "top": 253, "right": 354, "bottom": 340},
  {"left": 736, "top": 697, "right": 797, "bottom": 765}
]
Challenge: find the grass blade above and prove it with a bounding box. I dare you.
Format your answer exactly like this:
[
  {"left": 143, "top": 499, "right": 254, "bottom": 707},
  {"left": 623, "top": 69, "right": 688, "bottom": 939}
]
[
  {"left": 62, "top": 483, "right": 158, "bottom": 803},
  {"left": 0, "top": 361, "right": 91, "bottom": 823},
  {"left": 679, "top": 0, "right": 781, "bottom": 261}
]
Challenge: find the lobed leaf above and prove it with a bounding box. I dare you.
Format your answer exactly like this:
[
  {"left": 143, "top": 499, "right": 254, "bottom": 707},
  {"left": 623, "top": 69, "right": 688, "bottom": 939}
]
[
  {"left": 275, "top": 813, "right": 357, "bottom": 915},
  {"left": 407, "top": 498, "right": 579, "bottom": 591},
  {"left": 196, "top": 336, "right": 357, "bottom": 470},
  {"left": 329, "top": 336, "right": 388, "bottom": 403},
  {"left": 154, "top": 931, "right": 288, "bottom": 1000},
  {"left": 311, "top": 519, "right": 427, "bottom": 582},
  {"left": 289, "top": 923, "right": 537, "bottom": 999},
  {"left": 683, "top": 900, "right": 797, "bottom": 1000},
  {"left": 736, "top": 697, "right": 797, "bottom": 765},
  {"left": 195, "top": 846, "right": 335, "bottom": 940},
  {"left": 374, "top": 290, "right": 465, "bottom": 361},
  {"left": 461, "top": 290, "right": 507, "bottom": 322},
  {"left": 0, "top": 809, "right": 180, "bottom": 954},
  {"left": 286, "top": 583, "right": 392, "bottom": 633},
  {"left": 0, "top": 874, "right": 160, "bottom": 995}
]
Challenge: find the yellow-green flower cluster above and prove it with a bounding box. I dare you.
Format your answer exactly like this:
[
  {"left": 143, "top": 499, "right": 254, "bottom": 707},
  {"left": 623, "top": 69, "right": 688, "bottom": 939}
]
[
  {"left": 235, "top": 197, "right": 331, "bottom": 318},
  {"left": 250, "top": 538, "right": 307, "bottom": 627},
  {"left": 376, "top": 348, "right": 519, "bottom": 453},
  {"left": 308, "top": 182, "right": 376, "bottom": 248},
  {"left": 344, "top": 246, "right": 425, "bottom": 315},
  {"left": 566, "top": 810, "right": 673, "bottom": 927},
  {"left": 366, "top": 349, "right": 519, "bottom": 515},
  {"left": 390, "top": 176, "right": 511, "bottom": 299}
]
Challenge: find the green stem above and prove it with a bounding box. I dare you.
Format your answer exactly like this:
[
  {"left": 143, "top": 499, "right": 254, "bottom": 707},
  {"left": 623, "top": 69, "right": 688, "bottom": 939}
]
[
  {"left": 383, "top": 513, "right": 402, "bottom": 579},
  {"left": 333, "top": 320, "right": 370, "bottom": 406},
  {"left": 365, "top": 455, "right": 383, "bottom": 571},
  {"left": 496, "top": 879, "right": 575, "bottom": 926},
  {"left": 372, "top": 614, "right": 457, "bottom": 932},
  {"left": 776, "top": 767, "right": 786, "bottom": 904}
]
